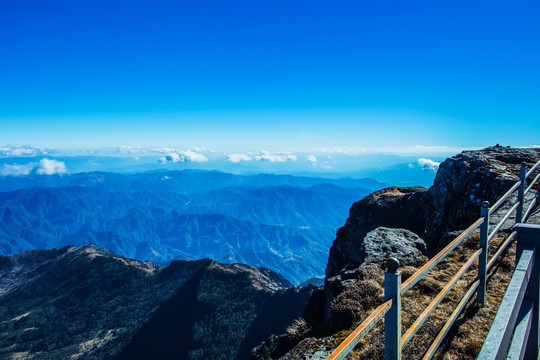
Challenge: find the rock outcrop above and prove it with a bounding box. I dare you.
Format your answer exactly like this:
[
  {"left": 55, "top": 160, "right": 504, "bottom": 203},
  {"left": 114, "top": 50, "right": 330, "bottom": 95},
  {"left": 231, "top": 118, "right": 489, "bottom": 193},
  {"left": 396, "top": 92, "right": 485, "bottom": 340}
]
[
  {"left": 253, "top": 146, "right": 540, "bottom": 360},
  {"left": 426, "top": 145, "right": 540, "bottom": 250},
  {"left": 326, "top": 145, "right": 540, "bottom": 277},
  {"left": 326, "top": 186, "right": 428, "bottom": 277}
]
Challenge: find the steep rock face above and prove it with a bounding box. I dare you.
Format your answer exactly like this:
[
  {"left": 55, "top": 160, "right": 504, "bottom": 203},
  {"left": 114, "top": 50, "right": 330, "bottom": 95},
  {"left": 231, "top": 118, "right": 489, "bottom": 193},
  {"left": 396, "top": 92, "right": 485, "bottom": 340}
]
[
  {"left": 426, "top": 146, "right": 540, "bottom": 250},
  {"left": 327, "top": 146, "right": 540, "bottom": 278},
  {"left": 0, "top": 244, "right": 310, "bottom": 360},
  {"left": 326, "top": 186, "right": 428, "bottom": 277}
]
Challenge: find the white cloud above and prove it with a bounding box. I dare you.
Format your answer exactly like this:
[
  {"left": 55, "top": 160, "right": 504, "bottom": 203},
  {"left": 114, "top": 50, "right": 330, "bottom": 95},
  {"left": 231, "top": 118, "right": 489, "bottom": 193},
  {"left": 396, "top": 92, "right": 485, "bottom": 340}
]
[
  {"left": 35, "top": 158, "right": 67, "bottom": 175},
  {"left": 158, "top": 150, "right": 208, "bottom": 164},
  {"left": 182, "top": 150, "right": 208, "bottom": 162},
  {"left": 226, "top": 153, "right": 252, "bottom": 163},
  {"left": 153, "top": 147, "right": 177, "bottom": 154},
  {"left": 0, "top": 158, "right": 67, "bottom": 176},
  {"left": 417, "top": 158, "right": 440, "bottom": 172},
  {"left": 192, "top": 146, "right": 217, "bottom": 153},
  {"left": 159, "top": 153, "right": 182, "bottom": 164},
  {"left": 316, "top": 146, "right": 365, "bottom": 155},
  {"left": 378, "top": 145, "right": 463, "bottom": 155},
  {"left": 253, "top": 151, "right": 297, "bottom": 162},
  {"left": 0, "top": 145, "right": 46, "bottom": 157},
  {"left": 307, "top": 155, "right": 318, "bottom": 163},
  {"left": 0, "top": 163, "right": 35, "bottom": 176},
  {"left": 118, "top": 145, "right": 145, "bottom": 154}
]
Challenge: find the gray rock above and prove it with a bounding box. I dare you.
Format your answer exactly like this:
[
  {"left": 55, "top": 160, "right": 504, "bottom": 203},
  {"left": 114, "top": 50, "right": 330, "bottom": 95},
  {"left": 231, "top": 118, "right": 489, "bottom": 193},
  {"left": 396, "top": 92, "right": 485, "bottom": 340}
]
[
  {"left": 326, "top": 186, "right": 428, "bottom": 277},
  {"left": 426, "top": 145, "right": 540, "bottom": 252},
  {"left": 361, "top": 227, "right": 427, "bottom": 267}
]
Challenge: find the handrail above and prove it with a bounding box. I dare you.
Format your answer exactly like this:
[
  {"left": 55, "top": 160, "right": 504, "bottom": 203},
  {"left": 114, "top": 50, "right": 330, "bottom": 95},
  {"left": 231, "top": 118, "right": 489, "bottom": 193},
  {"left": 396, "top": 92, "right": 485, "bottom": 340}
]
[
  {"left": 487, "top": 231, "right": 516, "bottom": 272},
  {"left": 525, "top": 172, "right": 540, "bottom": 195},
  {"left": 401, "top": 249, "right": 481, "bottom": 347},
  {"left": 488, "top": 201, "right": 520, "bottom": 241},
  {"left": 327, "top": 158, "right": 540, "bottom": 360},
  {"left": 422, "top": 279, "right": 480, "bottom": 360},
  {"left": 400, "top": 218, "right": 483, "bottom": 295},
  {"left": 325, "top": 299, "right": 392, "bottom": 360},
  {"left": 489, "top": 181, "right": 521, "bottom": 215},
  {"left": 526, "top": 160, "right": 540, "bottom": 178},
  {"left": 523, "top": 198, "right": 537, "bottom": 223},
  {"left": 477, "top": 246, "right": 535, "bottom": 359},
  {"left": 506, "top": 300, "right": 534, "bottom": 359}
]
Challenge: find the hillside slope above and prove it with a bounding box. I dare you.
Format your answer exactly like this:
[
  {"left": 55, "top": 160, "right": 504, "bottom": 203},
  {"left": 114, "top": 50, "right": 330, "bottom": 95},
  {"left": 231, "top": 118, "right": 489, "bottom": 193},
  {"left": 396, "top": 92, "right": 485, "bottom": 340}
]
[{"left": 0, "top": 244, "right": 312, "bottom": 360}]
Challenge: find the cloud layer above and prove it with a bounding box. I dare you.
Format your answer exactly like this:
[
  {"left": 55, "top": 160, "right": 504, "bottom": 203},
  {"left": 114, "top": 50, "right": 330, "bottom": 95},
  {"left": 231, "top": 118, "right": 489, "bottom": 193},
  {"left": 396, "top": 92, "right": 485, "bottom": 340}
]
[
  {"left": 225, "top": 151, "right": 298, "bottom": 163},
  {"left": 226, "top": 154, "right": 252, "bottom": 163},
  {"left": 0, "top": 145, "right": 46, "bottom": 157},
  {"left": 0, "top": 158, "right": 67, "bottom": 176},
  {"left": 158, "top": 149, "right": 209, "bottom": 164}
]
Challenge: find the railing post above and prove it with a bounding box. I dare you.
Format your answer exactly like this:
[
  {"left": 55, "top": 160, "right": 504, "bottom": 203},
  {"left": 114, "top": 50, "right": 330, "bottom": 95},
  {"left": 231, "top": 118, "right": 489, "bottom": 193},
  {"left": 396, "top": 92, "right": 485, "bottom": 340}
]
[
  {"left": 384, "top": 257, "right": 401, "bottom": 360},
  {"left": 514, "top": 224, "right": 540, "bottom": 360},
  {"left": 477, "top": 201, "right": 489, "bottom": 305},
  {"left": 537, "top": 177, "right": 540, "bottom": 201},
  {"left": 516, "top": 162, "right": 527, "bottom": 224}
]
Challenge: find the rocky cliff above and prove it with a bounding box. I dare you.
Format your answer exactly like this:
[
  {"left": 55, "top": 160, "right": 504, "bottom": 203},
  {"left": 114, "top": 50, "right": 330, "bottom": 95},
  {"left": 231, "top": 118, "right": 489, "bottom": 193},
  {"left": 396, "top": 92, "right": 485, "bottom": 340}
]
[
  {"left": 326, "top": 145, "right": 540, "bottom": 277},
  {"left": 426, "top": 146, "right": 540, "bottom": 249},
  {"left": 326, "top": 186, "right": 428, "bottom": 277},
  {"left": 0, "top": 244, "right": 312, "bottom": 360},
  {"left": 252, "top": 145, "right": 540, "bottom": 359}
]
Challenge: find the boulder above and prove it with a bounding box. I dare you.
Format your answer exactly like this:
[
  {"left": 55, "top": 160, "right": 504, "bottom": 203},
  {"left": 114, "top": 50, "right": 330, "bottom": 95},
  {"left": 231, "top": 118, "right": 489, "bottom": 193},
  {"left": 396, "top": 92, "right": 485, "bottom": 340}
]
[
  {"left": 360, "top": 227, "right": 427, "bottom": 267},
  {"left": 325, "top": 186, "right": 428, "bottom": 277}
]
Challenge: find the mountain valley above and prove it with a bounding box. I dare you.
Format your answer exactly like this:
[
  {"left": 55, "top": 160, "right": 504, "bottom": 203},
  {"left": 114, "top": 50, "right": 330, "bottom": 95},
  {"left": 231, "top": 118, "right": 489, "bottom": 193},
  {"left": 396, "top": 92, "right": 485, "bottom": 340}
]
[{"left": 0, "top": 170, "right": 378, "bottom": 284}]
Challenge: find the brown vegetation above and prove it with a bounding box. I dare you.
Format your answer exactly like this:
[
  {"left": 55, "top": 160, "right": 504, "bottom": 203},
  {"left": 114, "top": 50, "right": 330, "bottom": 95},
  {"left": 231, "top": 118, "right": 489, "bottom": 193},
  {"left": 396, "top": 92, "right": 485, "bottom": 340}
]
[{"left": 325, "top": 232, "right": 516, "bottom": 360}]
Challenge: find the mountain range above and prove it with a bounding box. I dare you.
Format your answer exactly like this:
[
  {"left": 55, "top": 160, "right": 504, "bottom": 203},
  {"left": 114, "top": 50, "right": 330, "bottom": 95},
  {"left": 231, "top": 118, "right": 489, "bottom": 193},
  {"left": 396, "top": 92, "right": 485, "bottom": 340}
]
[{"left": 0, "top": 170, "right": 380, "bottom": 283}]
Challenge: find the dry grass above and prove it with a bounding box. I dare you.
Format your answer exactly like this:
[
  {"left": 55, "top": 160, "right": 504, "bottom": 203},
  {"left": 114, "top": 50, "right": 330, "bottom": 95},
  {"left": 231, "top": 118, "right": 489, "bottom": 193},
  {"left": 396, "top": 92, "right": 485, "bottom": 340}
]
[
  {"left": 286, "top": 318, "right": 312, "bottom": 340},
  {"left": 328, "top": 231, "right": 517, "bottom": 360}
]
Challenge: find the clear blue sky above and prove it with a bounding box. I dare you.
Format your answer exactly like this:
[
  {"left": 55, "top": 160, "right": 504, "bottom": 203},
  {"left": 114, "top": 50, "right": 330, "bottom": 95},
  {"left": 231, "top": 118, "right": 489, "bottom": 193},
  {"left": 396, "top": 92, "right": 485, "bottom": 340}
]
[{"left": 1, "top": 1, "right": 539, "bottom": 152}]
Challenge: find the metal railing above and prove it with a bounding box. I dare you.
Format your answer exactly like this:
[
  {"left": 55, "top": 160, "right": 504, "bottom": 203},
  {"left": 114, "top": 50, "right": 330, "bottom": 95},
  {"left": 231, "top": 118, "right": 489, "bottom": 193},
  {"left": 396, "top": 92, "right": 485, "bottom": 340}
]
[
  {"left": 477, "top": 224, "right": 540, "bottom": 360},
  {"left": 326, "top": 160, "right": 540, "bottom": 360}
]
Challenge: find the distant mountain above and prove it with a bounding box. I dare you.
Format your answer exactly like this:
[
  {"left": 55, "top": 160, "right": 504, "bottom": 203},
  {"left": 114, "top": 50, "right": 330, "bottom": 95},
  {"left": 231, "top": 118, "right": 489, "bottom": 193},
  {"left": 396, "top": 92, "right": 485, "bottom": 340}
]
[
  {"left": 0, "top": 151, "right": 442, "bottom": 185},
  {"left": 0, "top": 169, "right": 385, "bottom": 193},
  {"left": 0, "top": 245, "right": 312, "bottom": 360},
  {"left": 0, "top": 171, "right": 376, "bottom": 283}
]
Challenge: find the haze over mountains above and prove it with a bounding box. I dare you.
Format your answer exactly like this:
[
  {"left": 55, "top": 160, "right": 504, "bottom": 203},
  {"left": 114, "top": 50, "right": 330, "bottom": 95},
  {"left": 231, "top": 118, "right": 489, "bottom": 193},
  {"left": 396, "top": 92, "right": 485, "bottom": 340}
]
[
  {"left": 0, "top": 144, "right": 446, "bottom": 283},
  {"left": 0, "top": 145, "right": 445, "bottom": 187},
  {"left": 0, "top": 169, "right": 385, "bottom": 283}
]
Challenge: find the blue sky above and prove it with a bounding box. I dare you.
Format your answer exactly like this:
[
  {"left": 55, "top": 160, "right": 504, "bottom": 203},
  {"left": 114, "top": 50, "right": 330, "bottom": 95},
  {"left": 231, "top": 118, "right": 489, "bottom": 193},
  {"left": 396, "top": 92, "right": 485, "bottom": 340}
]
[{"left": 1, "top": 1, "right": 539, "bottom": 153}]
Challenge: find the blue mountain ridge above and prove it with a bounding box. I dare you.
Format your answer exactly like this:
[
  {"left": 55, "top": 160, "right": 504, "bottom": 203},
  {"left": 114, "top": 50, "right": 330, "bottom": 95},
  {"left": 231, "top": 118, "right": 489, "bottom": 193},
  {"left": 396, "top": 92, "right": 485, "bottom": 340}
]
[{"left": 0, "top": 170, "right": 380, "bottom": 283}]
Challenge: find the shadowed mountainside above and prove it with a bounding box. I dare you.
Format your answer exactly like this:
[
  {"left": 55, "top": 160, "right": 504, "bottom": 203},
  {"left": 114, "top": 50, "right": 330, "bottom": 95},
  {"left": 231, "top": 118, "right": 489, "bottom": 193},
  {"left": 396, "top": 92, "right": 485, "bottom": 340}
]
[{"left": 0, "top": 244, "right": 312, "bottom": 360}]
